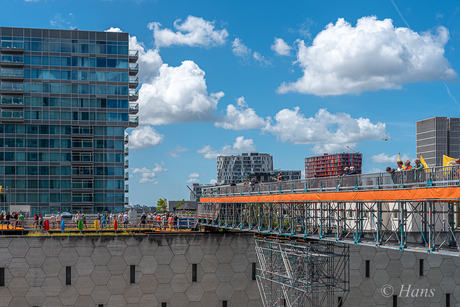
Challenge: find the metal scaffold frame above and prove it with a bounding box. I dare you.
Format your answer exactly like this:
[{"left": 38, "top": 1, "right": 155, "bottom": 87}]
[
  {"left": 197, "top": 200, "right": 460, "bottom": 256},
  {"left": 255, "top": 238, "right": 349, "bottom": 307}
]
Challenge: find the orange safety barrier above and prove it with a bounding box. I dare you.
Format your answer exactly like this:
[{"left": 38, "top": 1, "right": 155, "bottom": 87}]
[{"left": 201, "top": 186, "right": 460, "bottom": 203}]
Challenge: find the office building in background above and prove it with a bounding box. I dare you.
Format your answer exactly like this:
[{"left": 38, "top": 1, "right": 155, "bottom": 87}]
[
  {"left": 305, "top": 153, "right": 362, "bottom": 178},
  {"left": 416, "top": 117, "right": 460, "bottom": 167}
]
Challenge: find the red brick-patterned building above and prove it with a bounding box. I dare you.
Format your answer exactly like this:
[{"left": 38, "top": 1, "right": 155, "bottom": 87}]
[{"left": 305, "top": 153, "right": 362, "bottom": 178}]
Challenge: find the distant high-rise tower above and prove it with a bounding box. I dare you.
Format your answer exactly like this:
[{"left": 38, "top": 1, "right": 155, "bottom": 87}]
[{"left": 416, "top": 117, "right": 460, "bottom": 167}]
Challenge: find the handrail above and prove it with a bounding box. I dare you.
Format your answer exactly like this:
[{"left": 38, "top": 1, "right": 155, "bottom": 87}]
[{"left": 201, "top": 165, "right": 460, "bottom": 197}]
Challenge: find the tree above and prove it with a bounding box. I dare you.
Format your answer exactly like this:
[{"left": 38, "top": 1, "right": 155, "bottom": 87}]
[
  {"left": 157, "top": 198, "right": 167, "bottom": 212},
  {"left": 176, "top": 199, "right": 185, "bottom": 209}
]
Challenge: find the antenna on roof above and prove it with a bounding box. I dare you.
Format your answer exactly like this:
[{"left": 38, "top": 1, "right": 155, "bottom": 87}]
[{"left": 346, "top": 146, "right": 359, "bottom": 153}]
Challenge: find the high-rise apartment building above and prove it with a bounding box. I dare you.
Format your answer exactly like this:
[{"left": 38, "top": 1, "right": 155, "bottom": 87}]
[
  {"left": 0, "top": 27, "right": 139, "bottom": 214},
  {"left": 416, "top": 117, "right": 460, "bottom": 167},
  {"left": 305, "top": 153, "right": 362, "bottom": 178},
  {"left": 217, "top": 153, "right": 273, "bottom": 184}
]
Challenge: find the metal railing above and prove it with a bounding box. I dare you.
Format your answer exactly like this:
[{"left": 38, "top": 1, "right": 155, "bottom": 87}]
[
  {"left": 0, "top": 216, "right": 195, "bottom": 233},
  {"left": 202, "top": 165, "right": 460, "bottom": 197},
  {"left": 129, "top": 103, "right": 139, "bottom": 112},
  {"left": 129, "top": 50, "right": 139, "bottom": 57},
  {"left": 129, "top": 63, "right": 139, "bottom": 71}
]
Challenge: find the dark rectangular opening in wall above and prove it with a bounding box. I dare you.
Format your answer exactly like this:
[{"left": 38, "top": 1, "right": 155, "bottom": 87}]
[
  {"left": 419, "top": 259, "right": 424, "bottom": 276},
  {"left": 0, "top": 268, "right": 4, "bottom": 287},
  {"left": 365, "top": 260, "right": 370, "bottom": 278},
  {"left": 161, "top": 303, "right": 167, "bottom": 307},
  {"left": 222, "top": 301, "right": 227, "bottom": 307},
  {"left": 446, "top": 293, "right": 450, "bottom": 307},
  {"left": 338, "top": 297, "right": 343, "bottom": 307},
  {"left": 98, "top": 305, "right": 103, "bottom": 307},
  {"left": 192, "top": 263, "right": 197, "bottom": 282},
  {"left": 393, "top": 295, "right": 397, "bottom": 307},
  {"left": 130, "top": 265, "right": 135, "bottom": 284},
  {"left": 252, "top": 263, "right": 256, "bottom": 280},
  {"left": 65, "top": 266, "right": 71, "bottom": 285}
]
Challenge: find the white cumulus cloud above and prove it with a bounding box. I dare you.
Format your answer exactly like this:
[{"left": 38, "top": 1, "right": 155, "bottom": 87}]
[
  {"left": 138, "top": 60, "right": 224, "bottom": 125},
  {"left": 149, "top": 16, "right": 228, "bottom": 48},
  {"left": 215, "top": 97, "right": 266, "bottom": 130},
  {"left": 278, "top": 16, "right": 456, "bottom": 96},
  {"left": 198, "top": 136, "right": 256, "bottom": 159},
  {"left": 232, "top": 38, "right": 251, "bottom": 58},
  {"left": 129, "top": 35, "right": 163, "bottom": 84},
  {"left": 129, "top": 126, "right": 164, "bottom": 150},
  {"left": 253, "top": 52, "right": 271, "bottom": 66},
  {"left": 168, "top": 145, "right": 189, "bottom": 158},
  {"left": 186, "top": 172, "right": 200, "bottom": 183},
  {"left": 271, "top": 38, "right": 291, "bottom": 56},
  {"left": 370, "top": 153, "right": 412, "bottom": 164},
  {"left": 105, "top": 27, "right": 122, "bottom": 33},
  {"left": 263, "top": 108, "right": 387, "bottom": 154},
  {"left": 132, "top": 163, "right": 167, "bottom": 184}
]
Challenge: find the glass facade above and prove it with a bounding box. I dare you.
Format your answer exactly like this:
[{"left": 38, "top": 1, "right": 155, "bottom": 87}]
[{"left": 0, "top": 27, "right": 139, "bottom": 214}]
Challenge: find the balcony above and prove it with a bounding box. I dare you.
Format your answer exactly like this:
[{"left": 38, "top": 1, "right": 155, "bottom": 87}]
[
  {"left": 1, "top": 96, "right": 24, "bottom": 108},
  {"left": 129, "top": 63, "right": 139, "bottom": 75},
  {"left": 1, "top": 110, "right": 24, "bottom": 122},
  {"left": 124, "top": 134, "right": 129, "bottom": 144},
  {"left": 125, "top": 159, "right": 129, "bottom": 168},
  {"left": 129, "top": 116, "right": 139, "bottom": 127},
  {"left": 0, "top": 55, "right": 24, "bottom": 67},
  {"left": 129, "top": 50, "right": 139, "bottom": 62},
  {"left": 125, "top": 197, "right": 129, "bottom": 205},
  {"left": 129, "top": 76, "right": 139, "bottom": 88},
  {"left": 125, "top": 184, "right": 129, "bottom": 193},
  {"left": 124, "top": 172, "right": 129, "bottom": 180},
  {"left": 1, "top": 41, "right": 24, "bottom": 53},
  {"left": 124, "top": 147, "right": 129, "bottom": 156},
  {"left": 129, "top": 89, "right": 138, "bottom": 101},
  {"left": 1, "top": 68, "right": 23, "bottom": 80},
  {"left": 0, "top": 82, "right": 23, "bottom": 93},
  {"left": 129, "top": 103, "right": 139, "bottom": 114}
]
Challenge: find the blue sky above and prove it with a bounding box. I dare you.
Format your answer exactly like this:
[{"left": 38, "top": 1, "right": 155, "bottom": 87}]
[{"left": 2, "top": 0, "right": 459, "bottom": 205}]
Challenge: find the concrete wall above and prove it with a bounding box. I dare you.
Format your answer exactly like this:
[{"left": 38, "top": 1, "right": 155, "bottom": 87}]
[
  {"left": 344, "top": 244, "right": 459, "bottom": 307},
  {"left": 0, "top": 233, "right": 261, "bottom": 307}
]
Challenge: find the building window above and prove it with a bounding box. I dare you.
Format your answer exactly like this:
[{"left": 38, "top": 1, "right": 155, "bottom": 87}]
[
  {"left": 419, "top": 259, "right": 424, "bottom": 276},
  {"left": 192, "top": 264, "right": 197, "bottom": 282},
  {"left": 66, "top": 266, "right": 71, "bottom": 285},
  {"left": 222, "top": 301, "right": 227, "bottom": 307},
  {"left": 162, "top": 303, "right": 167, "bottom": 307},
  {"left": 365, "top": 260, "right": 370, "bottom": 278},
  {"left": 130, "top": 265, "right": 135, "bottom": 284},
  {"left": 0, "top": 268, "right": 4, "bottom": 287},
  {"left": 252, "top": 263, "right": 256, "bottom": 281},
  {"left": 393, "top": 295, "right": 397, "bottom": 307},
  {"left": 446, "top": 293, "right": 450, "bottom": 307}
]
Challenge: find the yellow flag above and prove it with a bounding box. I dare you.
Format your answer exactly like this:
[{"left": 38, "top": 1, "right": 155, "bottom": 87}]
[
  {"left": 420, "top": 156, "right": 428, "bottom": 168},
  {"left": 443, "top": 155, "right": 457, "bottom": 166},
  {"left": 398, "top": 153, "right": 406, "bottom": 169}
]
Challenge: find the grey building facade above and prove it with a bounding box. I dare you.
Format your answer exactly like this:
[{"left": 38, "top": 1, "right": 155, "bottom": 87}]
[
  {"left": 217, "top": 153, "right": 273, "bottom": 184},
  {"left": 0, "top": 27, "right": 139, "bottom": 214},
  {"left": 416, "top": 117, "right": 460, "bottom": 167}
]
